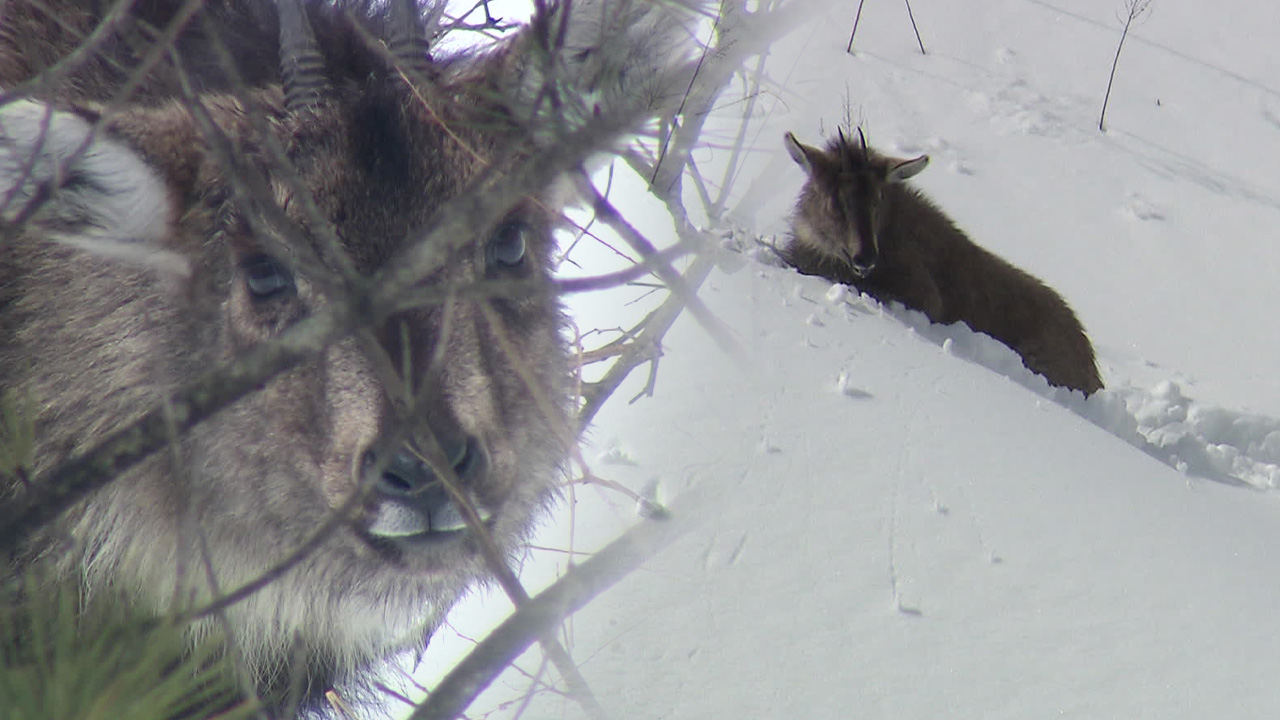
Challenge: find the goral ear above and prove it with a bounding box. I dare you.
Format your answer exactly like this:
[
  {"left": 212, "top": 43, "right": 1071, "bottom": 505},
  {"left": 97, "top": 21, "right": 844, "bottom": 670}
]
[
  {"left": 0, "top": 100, "right": 188, "bottom": 277},
  {"left": 784, "top": 131, "right": 825, "bottom": 177},
  {"left": 887, "top": 154, "right": 929, "bottom": 183}
]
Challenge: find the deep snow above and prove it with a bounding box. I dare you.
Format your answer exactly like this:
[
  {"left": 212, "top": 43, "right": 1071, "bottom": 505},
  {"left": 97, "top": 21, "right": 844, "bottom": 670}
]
[{"left": 407, "top": 0, "right": 1280, "bottom": 717}]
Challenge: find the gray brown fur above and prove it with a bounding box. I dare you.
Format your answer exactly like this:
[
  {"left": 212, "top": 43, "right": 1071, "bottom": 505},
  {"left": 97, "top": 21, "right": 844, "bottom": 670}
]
[
  {"left": 782, "top": 130, "right": 1103, "bottom": 395},
  {"left": 0, "top": 1, "right": 577, "bottom": 715},
  {"left": 0, "top": 0, "right": 426, "bottom": 104}
]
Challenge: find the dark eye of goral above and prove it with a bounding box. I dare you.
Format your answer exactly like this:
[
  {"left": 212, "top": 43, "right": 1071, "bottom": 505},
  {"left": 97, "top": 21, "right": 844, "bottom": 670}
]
[
  {"left": 485, "top": 221, "right": 531, "bottom": 275},
  {"left": 242, "top": 254, "right": 295, "bottom": 301}
]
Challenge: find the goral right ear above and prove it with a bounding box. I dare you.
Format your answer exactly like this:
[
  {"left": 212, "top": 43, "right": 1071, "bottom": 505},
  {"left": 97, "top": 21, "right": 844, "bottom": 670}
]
[
  {"left": 0, "top": 99, "right": 187, "bottom": 277},
  {"left": 784, "top": 131, "right": 825, "bottom": 177}
]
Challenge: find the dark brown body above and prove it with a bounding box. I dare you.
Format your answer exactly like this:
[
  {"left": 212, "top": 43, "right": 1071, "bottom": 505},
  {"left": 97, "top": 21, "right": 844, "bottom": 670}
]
[{"left": 783, "top": 130, "right": 1103, "bottom": 395}]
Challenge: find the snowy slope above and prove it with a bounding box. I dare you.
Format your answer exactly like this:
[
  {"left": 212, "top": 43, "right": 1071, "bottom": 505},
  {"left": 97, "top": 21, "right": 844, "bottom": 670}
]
[
  {"left": 464, "top": 264, "right": 1280, "bottom": 719},
  {"left": 752, "top": 0, "right": 1280, "bottom": 416},
  {"left": 408, "top": 0, "right": 1280, "bottom": 717}
]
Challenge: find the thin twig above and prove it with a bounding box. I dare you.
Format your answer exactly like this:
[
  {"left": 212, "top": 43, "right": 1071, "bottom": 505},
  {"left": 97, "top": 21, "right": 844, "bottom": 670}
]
[
  {"left": 903, "top": 0, "right": 926, "bottom": 55},
  {"left": 580, "top": 178, "right": 740, "bottom": 358},
  {"left": 650, "top": 0, "right": 733, "bottom": 190},
  {"left": 845, "top": 0, "right": 926, "bottom": 55},
  {"left": 846, "top": 0, "right": 867, "bottom": 54},
  {"left": 577, "top": 252, "right": 718, "bottom": 430},
  {"left": 410, "top": 503, "right": 695, "bottom": 720},
  {"left": 471, "top": 301, "right": 607, "bottom": 719},
  {"left": 1099, "top": 0, "right": 1152, "bottom": 132},
  {"left": 711, "top": 39, "right": 773, "bottom": 217},
  {"left": 577, "top": 0, "right": 777, "bottom": 426}
]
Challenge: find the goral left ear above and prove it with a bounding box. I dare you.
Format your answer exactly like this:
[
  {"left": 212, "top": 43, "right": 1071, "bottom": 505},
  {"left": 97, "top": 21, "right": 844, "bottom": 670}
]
[{"left": 887, "top": 155, "right": 930, "bottom": 183}]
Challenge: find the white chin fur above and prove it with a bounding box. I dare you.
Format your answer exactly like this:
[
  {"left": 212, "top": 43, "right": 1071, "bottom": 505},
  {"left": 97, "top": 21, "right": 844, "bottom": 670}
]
[
  {"left": 367, "top": 500, "right": 494, "bottom": 538},
  {"left": 367, "top": 503, "right": 433, "bottom": 537}
]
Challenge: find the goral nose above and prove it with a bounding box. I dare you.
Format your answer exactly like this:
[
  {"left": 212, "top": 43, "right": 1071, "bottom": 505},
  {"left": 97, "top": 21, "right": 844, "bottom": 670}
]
[
  {"left": 374, "top": 438, "right": 483, "bottom": 496},
  {"left": 851, "top": 258, "right": 876, "bottom": 277},
  {"left": 362, "top": 436, "right": 489, "bottom": 537}
]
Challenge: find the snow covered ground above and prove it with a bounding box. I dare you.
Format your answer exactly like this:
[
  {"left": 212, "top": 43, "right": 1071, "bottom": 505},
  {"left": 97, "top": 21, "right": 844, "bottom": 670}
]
[{"left": 408, "top": 0, "right": 1280, "bottom": 717}]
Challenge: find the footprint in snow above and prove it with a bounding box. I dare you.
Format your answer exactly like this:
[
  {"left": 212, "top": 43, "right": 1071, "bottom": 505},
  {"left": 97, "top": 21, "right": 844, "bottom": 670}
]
[
  {"left": 1121, "top": 192, "right": 1166, "bottom": 221},
  {"left": 837, "top": 370, "right": 874, "bottom": 399}
]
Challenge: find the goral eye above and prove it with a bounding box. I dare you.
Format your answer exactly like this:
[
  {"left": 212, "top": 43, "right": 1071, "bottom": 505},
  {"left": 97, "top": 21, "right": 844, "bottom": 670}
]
[
  {"left": 486, "top": 222, "right": 528, "bottom": 269},
  {"left": 241, "top": 254, "right": 294, "bottom": 300}
]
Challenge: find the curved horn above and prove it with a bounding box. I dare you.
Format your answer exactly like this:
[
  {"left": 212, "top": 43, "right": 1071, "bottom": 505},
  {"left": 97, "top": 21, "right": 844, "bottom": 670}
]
[
  {"left": 388, "top": 0, "right": 433, "bottom": 79},
  {"left": 278, "top": 0, "right": 329, "bottom": 112},
  {"left": 856, "top": 127, "right": 869, "bottom": 162},
  {"left": 836, "top": 127, "right": 854, "bottom": 170}
]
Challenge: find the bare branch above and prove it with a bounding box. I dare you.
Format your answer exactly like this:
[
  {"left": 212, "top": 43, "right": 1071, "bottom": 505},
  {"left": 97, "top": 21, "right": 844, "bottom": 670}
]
[
  {"left": 904, "top": 0, "right": 927, "bottom": 54},
  {"left": 847, "top": 0, "right": 867, "bottom": 54},
  {"left": 1099, "top": 0, "right": 1153, "bottom": 132},
  {"left": 411, "top": 503, "right": 695, "bottom": 720},
  {"left": 577, "top": 252, "right": 718, "bottom": 430},
  {"left": 578, "top": 176, "right": 740, "bottom": 357}
]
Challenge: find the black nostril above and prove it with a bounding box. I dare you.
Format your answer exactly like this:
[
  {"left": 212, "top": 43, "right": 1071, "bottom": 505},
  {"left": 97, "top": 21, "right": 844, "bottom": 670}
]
[
  {"left": 371, "top": 450, "right": 432, "bottom": 497},
  {"left": 451, "top": 436, "right": 484, "bottom": 481},
  {"left": 365, "top": 436, "right": 484, "bottom": 498}
]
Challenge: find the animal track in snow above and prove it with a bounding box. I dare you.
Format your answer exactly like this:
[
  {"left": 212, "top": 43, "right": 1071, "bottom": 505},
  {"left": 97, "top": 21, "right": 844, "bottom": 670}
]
[
  {"left": 836, "top": 369, "right": 874, "bottom": 399},
  {"left": 1121, "top": 191, "right": 1166, "bottom": 221},
  {"left": 970, "top": 77, "right": 1090, "bottom": 142}
]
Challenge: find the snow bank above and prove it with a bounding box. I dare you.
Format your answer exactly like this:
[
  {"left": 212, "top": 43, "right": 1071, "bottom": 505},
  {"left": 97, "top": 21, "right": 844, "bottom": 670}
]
[
  {"left": 734, "top": 230, "right": 1280, "bottom": 491},
  {"left": 461, "top": 261, "right": 1280, "bottom": 720}
]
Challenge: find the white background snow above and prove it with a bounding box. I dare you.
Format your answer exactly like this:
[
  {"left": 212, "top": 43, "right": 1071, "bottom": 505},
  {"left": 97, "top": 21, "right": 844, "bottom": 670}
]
[{"left": 406, "top": 0, "right": 1280, "bottom": 717}]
